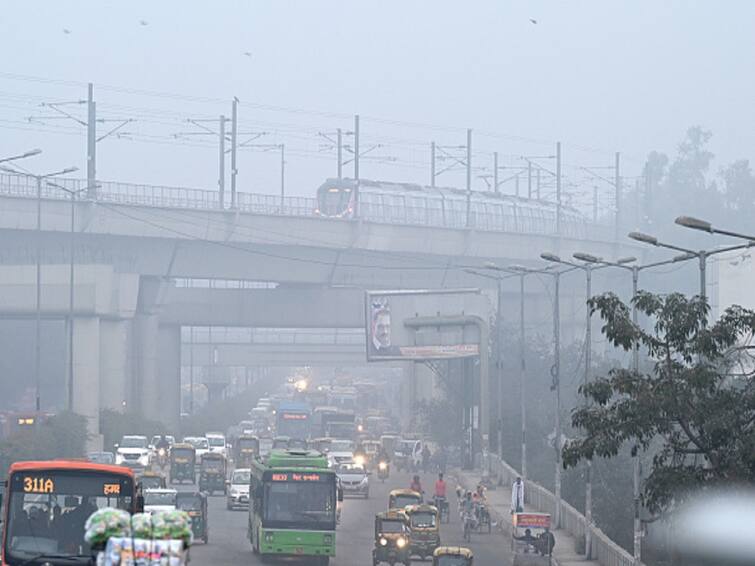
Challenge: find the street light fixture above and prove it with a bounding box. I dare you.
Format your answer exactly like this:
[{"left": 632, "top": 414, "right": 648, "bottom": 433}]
[
  {"left": 626, "top": 230, "right": 752, "bottom": 299},
  {"left": 676, "top": 215, "right": 755, "bottom": 242},
  {"left": 0, "top": 148, "right": 42, "bottom": 164}
]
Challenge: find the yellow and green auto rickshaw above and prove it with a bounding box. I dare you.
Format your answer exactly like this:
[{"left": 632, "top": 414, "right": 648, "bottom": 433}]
[
  {"left": 170, "top": 442, "right": 196, "bottom": 484},
  {"left": 388, "top": 488, "right": 422, "bottom": 511},
  {"left": 198, "top": 452, "right": 227, "bottom": 495},
  {"left": 405, "top": 503, "right": 441, "bottom": 560},
  {"left": 373, "top": 510, "right": 411, "bottom": 566},
  {"left": 433, "top": 546, "right": 474, "bottom": 566},
  {"left": 234, "top": 435, "right": 259, "bottom": 468},
  {"left": 176, "top": 490, "right": 208, "bottom": 543}
]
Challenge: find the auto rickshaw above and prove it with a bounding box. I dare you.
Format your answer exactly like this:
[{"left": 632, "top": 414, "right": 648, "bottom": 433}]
[
  {"left": 388, "top": 488, "right": 422, "bottom": 511},
  {"left": 234, "top": 435, "right": 259, "bottom": 468},
  {"left": 405, "top": 503, "right": 441, "bottom": 560},
  {"left": 198, "top": 452, "right": 227, "bottom": 495},
  {"left": 373, "top": 510, "right": 411, "bottom": 566},
  {"left": 176, "top": 491, "right": 208, "bottom": 543},
  {"left": 170, "top": 442, "right": 196, "bottom": 484},
  {"left": 433, "top": 546, "right": 474, "bottom": 566},
  {"left": 511, "top": 512, "right": 553, "bottom": 566},
  {"left": 140, "top": 471, "right": 166, "bottom": 490}
]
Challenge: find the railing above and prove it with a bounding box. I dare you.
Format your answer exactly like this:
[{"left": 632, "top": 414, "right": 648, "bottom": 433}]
[
  {"left": 489, "top": 453, "right": 639, "bottom": 566},
  {"left": 0, "top": 172, "right": 614, "bottom": 241}
]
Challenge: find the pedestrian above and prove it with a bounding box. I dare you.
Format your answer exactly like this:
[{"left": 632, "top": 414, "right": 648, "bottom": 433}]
[
  {"left": 511, "top": 476, "right": 524, "bottom": 514},
  {"left": 538, "top": 527, "right": 556, "bottom": 556}
]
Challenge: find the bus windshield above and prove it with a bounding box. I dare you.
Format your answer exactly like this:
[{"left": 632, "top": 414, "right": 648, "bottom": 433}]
[
  {"left": 276, "top": 413, "right": 310, "bottom": 439},
  {"left": 263, "top": 479, "right": 335, "bottom": 529},
  {"left": 4, "top": 469, "right": 134, "bottom": 563}
]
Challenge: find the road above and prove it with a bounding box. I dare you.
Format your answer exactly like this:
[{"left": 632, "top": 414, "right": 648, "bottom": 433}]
[{"left": 186, "top": 469, "right": 513, "bottom": 565}]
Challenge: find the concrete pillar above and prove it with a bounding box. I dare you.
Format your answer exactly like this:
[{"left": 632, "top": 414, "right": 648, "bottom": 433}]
[
  {"left": 99, "top": 320, "right": 130, "bottom": 412},
  {"left": 134, "top": 313, "right": 159, "bottom": 420},
  {"left": 72, "top": 316, "right": 102, "bottom": 451},
  {"left": 400, "top": 363, "right": 416, "bottom": 431},
  {"left": 156, "top": 324, "right": 181, "bottom": 431}
]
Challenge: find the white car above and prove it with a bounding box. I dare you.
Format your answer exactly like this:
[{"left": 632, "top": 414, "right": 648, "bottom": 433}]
[
  {"left": 336, "top": 462, "right": 369, "bottom": 499},
  {"left": 226, "top": 468, "right": 251, "bottom": 510},
  {"left": 144, "top": 488, "right": 178, "bottom": 514},
  {"left": 115, "top": 435, "right": 150, "bottom": 469},
  {"left": 183, "top": 436, "right": 210, "bottom": 461},
  {"left": 206, "top": 432, "right": 227, "bottom": 457}
]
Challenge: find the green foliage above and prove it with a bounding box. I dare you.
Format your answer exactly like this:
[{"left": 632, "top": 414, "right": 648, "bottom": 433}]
[
  {"left": 0, "top": 412, "right": 87, "bottom": 473},
  {"left": 99, "top": 409, "right": 168, "bottom": 452},
  {"left": 564, "top": 291, "right": 755, "bottom": 514}
]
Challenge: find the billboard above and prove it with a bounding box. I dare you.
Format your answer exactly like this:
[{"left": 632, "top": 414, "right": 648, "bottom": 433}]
[{"left": 365, "top": 289, "right": 487, "bottom": 361}]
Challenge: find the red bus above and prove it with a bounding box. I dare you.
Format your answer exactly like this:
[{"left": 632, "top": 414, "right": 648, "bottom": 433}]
[{"left": 2, "top": 460, "right": 137, "bottom": 565}]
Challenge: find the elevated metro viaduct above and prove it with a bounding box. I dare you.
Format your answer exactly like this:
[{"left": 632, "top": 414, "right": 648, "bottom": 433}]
[{"left": 0, "top": 186, "right": 639, "bottom": 448}]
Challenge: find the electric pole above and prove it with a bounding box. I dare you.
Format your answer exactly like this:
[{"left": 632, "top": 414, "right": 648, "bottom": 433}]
[
  {"left": 431, "top": 142, "right": 436, "bottom": 187},
  {"left": 231, "top": 99, "right": 238, "bottom": 208},
  {"left": 218, "top": 115, "right": 226, "bottom": 209},
  {"left": 556, "top": 141, "right": 562, "bottom": 235},
  {"left": 86, "top": 83, "right": 96, "bottom": 199},
  {"left": 337, "top": 129, "right": 343, "bottom": 179},
  {"left": 354, "top": 114, "right": 360, "bottom": 216},
  {"left": 466, "top": 128, "right": 472, "bottom": 228},
  {"left": 615, "top": 152, "right": 621, "bottom": 240}
]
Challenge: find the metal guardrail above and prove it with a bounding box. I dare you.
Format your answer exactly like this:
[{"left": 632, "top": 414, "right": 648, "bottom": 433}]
[
  {"left": 0, "top": 172, "right": 613, "bottom": 240},
  {"left": 489, "top": 453, "right": 640, "bottom": 566}
]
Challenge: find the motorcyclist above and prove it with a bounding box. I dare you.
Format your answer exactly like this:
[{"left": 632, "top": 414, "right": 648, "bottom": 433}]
[
  {"left": 410, "top": 474, "right": 423, "bottom": 494},
  {"left": 155, "top": 434, "right": 170, "bottom": 451},
  {"left": 377, "top": 445, "right": 390, "bottom": 463}
]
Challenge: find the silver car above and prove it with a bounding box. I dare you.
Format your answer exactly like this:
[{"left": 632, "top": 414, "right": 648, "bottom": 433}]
[{"left": 335, "top": 462, "right": 369, "bottom": 499}]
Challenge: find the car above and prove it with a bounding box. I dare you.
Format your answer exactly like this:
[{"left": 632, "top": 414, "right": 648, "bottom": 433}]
[
  {"left": 336, "top": 462, "right": 370, "bottom": 498},
  {"left": 206, "top": 432, "right": 227, "bottom": 457},
  {"left": 327, "top": 439, "right": 355, "bottom": 467},
  {"left": 183, "top": 436, "right": 210, "bottom": 460},
  {"left": 144, "top": 488, "right": 178, "bottom": 514},
  {"left": 115, "top": 435, "right": 150, "bottom": 469},
  {"left": 226, "top": 468, "right": 251, "bottom": 510},
  {"left": 87, "top": 451, "right": 115, "bottom": 465}
]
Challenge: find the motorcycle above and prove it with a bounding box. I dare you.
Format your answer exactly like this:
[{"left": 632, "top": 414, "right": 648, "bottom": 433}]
[
  {"left": 156, "top": 447, "right": 168, "bottom": 471},
  {"left": 377, "top": 460, "right": 390, "bottom": 482}
]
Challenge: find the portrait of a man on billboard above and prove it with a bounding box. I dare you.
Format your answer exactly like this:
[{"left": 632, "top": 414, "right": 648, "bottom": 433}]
[{"left": 369, "top": 298, "right": 400, "bottom": 357}]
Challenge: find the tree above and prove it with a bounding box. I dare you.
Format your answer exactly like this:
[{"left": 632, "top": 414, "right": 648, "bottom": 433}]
[
  {"left": 0, "top": 412, "right": 87, "bottom": 473},
  {"left": 563, "top": 291, "right": 755, "bottom": 514}
]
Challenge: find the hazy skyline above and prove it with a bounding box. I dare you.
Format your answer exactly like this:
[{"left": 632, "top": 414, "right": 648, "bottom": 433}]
[{"left": 1, "top": 1, "right": 753, "bottom": 209}]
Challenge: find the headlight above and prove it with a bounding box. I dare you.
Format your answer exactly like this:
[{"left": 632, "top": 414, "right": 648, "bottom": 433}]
[
  {"left": 354, "top": 455, "right": 365, "bottom": 467},
  {"left": 378, "top": 461, "right": 387, "bottom": 470},
  {"left": 138, "top": 454, "right": 149, "bottom": 465},
  {"left": 323, "top": 534, "right": 333, "bottom": 545},
  {"left": 380, "top": 537, "right": 388, "bottom": 546},
  {"left": 264, "top": 532, "right": 274, "bottom": 543},
  {"left": 396, "top": 537, "right": 407, "bottom": 549}
]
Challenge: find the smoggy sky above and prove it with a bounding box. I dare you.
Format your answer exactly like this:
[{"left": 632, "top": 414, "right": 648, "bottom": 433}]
[{"left": 1, "top": 0, "right": 753, "bottom": 207}]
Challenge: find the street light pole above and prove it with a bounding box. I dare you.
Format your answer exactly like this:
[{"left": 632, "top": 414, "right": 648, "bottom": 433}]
[
  {"left": 45, "top": 180, "right": 86, "bottom": 412},
  {"left": 575, "top": 251, "right": 696, "bottom": 566},
  {"left": 1, "top": 164, "right": 78, "bottom": 413},
  {"left": 628, "top": 231, "right": 751, "bottom": 299}
]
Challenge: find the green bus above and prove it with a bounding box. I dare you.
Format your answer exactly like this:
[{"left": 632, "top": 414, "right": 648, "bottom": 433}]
[{"left": 248, "top": 449, "right": 338, "bottom": 564}]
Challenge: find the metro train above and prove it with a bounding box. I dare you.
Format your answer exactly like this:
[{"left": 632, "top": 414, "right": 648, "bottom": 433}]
[{"left": 314, "top": 177, "right": 592, "bottom": 236}]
